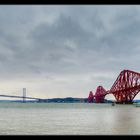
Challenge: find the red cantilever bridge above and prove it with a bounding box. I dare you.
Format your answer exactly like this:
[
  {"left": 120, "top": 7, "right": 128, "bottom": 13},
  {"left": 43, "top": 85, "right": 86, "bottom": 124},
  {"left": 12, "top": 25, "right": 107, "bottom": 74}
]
[{"left": 88, "top": 69, "right": 140, "bottom": 104}]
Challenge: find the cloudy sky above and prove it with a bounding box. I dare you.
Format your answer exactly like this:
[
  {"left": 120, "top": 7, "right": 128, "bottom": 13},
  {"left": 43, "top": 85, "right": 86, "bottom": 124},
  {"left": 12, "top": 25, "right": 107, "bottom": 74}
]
[{"left": 0, "top": 5, "right": 140, "bottom": 100}]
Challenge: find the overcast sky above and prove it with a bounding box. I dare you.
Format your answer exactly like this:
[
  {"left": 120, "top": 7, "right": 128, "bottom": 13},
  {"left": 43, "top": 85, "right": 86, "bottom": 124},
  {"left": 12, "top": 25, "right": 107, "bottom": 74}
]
[{"left": 0, "top": 5, "right": 140, "bottom": 99}]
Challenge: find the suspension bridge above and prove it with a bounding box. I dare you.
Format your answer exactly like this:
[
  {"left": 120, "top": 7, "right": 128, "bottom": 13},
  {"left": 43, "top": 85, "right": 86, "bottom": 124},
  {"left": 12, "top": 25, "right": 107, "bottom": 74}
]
[
  {"left": 0, "top": 95, "right": 43, "bottom": 101},
  {"left": 0, "top": 88, "right": 43, "bottom": 102},
  {"left": 88, "top": 69, "right": 140, "bottom": 104}
]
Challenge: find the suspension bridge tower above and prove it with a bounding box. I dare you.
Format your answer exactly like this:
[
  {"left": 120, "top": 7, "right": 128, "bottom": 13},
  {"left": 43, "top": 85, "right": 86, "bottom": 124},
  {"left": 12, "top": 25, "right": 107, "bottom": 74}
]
[{"left": 23, "top": 88, "right": 26, "bottom": 103}]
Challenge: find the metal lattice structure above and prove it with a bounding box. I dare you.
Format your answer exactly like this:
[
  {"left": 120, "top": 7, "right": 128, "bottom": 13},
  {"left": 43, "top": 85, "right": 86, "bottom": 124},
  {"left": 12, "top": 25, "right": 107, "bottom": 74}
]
[
  {"left": 110, "top": 70, "right": 140, "bottom": 103},
  {"left": 95, "top": 86, "right": 107, "bottom": 103},
  {"left": 87, "top": 91, "right": 94, "bottom": 103},
  {"left": 88, "top": 69, "right": 140, "bottom": 104}
]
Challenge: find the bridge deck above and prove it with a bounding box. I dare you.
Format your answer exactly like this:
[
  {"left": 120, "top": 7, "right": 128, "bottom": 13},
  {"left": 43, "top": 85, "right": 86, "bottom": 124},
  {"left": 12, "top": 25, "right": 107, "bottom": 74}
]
[{"left": 0, "top": 94, "right": 43, "bottom": 100}]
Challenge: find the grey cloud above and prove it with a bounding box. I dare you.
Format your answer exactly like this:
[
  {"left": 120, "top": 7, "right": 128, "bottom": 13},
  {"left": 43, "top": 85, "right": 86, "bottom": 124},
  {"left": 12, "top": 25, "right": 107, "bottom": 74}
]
[
  {"left": 30, "top": 14, "right": 91, "bottom": 45},
  {"left": 26, "top": 14, "right": 92, "bottom": 74}
]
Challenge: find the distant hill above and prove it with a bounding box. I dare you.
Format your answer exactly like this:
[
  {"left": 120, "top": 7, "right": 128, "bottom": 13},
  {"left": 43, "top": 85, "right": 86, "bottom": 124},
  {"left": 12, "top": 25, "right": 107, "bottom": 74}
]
[
  {"left": 38, "top": 97, "right": 88, "bottom": 103},
  {"left": 0, "top": 97, "right": 114, "bottom": 103},
  {"left": 133, "top": 100, "right": 140, "bottom": 103}
]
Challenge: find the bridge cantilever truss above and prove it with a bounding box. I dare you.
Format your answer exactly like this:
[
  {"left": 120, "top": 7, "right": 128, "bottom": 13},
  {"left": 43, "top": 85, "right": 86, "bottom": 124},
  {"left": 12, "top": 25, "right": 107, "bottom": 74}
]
[{"left": 88, "top": 69, "right": 140, "bottom": 104}]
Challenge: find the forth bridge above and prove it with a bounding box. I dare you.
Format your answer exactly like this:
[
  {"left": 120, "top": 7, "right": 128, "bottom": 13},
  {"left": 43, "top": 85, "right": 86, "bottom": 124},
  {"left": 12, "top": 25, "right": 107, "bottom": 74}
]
[{"left": 88, "top": 69, "right": 140, "bottom": 104}]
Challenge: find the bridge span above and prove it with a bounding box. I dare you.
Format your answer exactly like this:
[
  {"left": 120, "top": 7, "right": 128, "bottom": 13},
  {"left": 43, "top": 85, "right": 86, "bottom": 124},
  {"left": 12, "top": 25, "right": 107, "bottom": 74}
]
[{"left": 0, "top": 94, "right": 43, "bottom": 101}]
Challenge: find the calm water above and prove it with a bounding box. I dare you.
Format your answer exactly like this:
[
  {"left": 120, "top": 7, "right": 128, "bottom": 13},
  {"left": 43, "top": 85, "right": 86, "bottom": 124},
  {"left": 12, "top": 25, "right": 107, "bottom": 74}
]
[{"left": 0, "top": 103, "right": 140, "bottom": 135}]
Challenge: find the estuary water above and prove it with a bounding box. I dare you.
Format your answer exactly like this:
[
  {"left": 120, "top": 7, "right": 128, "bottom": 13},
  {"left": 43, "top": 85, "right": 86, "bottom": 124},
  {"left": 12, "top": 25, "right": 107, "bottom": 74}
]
[{"left": 0, "top": 103, "right": 140, "bottom": 135}]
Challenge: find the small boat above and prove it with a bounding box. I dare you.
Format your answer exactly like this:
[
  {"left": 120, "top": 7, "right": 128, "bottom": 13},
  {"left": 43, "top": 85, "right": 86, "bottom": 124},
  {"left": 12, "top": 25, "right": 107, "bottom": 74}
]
[
  {"left": 134, "top": 103, "right": 140, "bottom": 107},
  {"left": 135, "top": 104, "right": 140, "bottom": 107},
  {"left": 112, "top": 102, "right": 115, "bottom": 106}
]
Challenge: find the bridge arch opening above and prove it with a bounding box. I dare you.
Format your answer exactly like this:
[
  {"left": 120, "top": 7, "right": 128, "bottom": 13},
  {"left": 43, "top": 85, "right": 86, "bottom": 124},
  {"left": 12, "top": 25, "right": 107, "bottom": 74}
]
[
  {"left": 104, "top": 94, "right": 116, "bottom": 102},
  {"left": 133, "top": 93, "right": 140, "bottom": 101}
]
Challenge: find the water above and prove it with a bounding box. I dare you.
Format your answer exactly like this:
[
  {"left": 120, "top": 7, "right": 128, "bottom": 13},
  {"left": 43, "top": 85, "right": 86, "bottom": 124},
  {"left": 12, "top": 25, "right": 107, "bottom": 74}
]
[{"left": 0, "top": 102, "right": 140, "bottom": 135}]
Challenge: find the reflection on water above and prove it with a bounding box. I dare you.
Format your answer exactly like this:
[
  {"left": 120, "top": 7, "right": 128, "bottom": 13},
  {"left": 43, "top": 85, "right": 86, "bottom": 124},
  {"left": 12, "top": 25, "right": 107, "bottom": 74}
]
[{"left": 0, "top": 103, "right": 139, "bottom": 135}]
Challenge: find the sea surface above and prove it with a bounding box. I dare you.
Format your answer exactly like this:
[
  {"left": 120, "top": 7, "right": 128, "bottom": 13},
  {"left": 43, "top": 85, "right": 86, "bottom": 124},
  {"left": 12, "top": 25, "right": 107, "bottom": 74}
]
[{"left": 0, "top": 102, "right": 140, "bottom": 135}]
